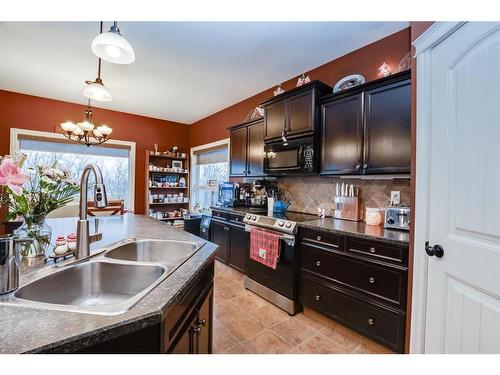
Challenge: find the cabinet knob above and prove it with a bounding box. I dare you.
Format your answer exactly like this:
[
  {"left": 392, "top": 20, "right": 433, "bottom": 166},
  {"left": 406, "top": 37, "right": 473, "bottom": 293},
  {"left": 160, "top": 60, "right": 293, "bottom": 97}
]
[
  {"left": 315, "top": 260, "right": 321, "bottom": 267},
  {"left": 315, "top": 294, "right": 321, "bottom": 301},
  {"left": 316, "top": 236, "right": 322, "bottom": 241},
  {"left": 369, "top": 277, "right": 375, "bottom": 284},
  {"left": 197, "top": 318, "right": 207, "bottom": 327},
  {"left": 355, "top": 164, "right": 361, "bottom": 170},
  {"left": 363, "top": 163, "right": 368, "bottom": 169},
  {"left": 192, "top": 326, "right": 202, "bottom": 334},
  {"left": 369, "top": 247, "right": 376, "bottom": 253},
  {"left": 367, "top": 317, "right": 375, "bottom": 326}
]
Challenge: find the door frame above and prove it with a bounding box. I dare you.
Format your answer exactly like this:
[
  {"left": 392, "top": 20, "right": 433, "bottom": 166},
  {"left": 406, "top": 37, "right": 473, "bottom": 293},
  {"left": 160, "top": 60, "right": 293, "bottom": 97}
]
[{"left": 410, "top": 21, "right": 466, "bottom": 353}]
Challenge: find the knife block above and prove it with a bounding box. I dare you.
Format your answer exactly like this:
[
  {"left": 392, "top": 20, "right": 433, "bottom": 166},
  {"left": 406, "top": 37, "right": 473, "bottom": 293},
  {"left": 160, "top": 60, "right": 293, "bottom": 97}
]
[{"left": 334, "top": 196, "right": 363, "bottom": 222}]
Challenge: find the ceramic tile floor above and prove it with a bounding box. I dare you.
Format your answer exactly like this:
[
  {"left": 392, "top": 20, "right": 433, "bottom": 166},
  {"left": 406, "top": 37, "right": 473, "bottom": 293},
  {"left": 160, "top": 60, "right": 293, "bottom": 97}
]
[{"left": 213, "top": 260, "right": 395, "bottom": 354}]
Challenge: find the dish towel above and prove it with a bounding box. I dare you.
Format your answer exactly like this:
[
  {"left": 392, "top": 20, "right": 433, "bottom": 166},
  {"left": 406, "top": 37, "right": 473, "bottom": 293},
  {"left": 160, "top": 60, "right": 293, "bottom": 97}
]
[{"left": 249, "top": 227, "right": 281, "bottom": 270}]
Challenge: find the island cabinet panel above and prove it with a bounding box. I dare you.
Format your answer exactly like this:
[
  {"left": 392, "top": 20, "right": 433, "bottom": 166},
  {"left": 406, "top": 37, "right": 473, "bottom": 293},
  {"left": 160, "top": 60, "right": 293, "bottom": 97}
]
[
  {"left": 298, "top": 227, "right": 408, "bottom": 353},
  {"left": 229, "top": 119, "right": 265, "bottom": 177},
  {"left": 321, "top": 93, "right": 364, "bottom": 175},
  {"left": 319, "top": 71, "right": 411, "bottom": 176},
  {"left": 229, "top": 126, "right": 248, "bottom": 176},
  {"left": 262, "top": 81, "right": 331, "bottom": 142}
]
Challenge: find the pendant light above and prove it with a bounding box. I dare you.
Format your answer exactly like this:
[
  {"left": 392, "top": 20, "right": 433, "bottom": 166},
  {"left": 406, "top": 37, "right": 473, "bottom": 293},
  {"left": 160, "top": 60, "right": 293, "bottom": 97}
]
[
  {"left": 91, "top": 21, "right": 135, "bottom": 64},
  {"left": 60, "top": 99, "right": 113, "bottom": 147},
  {"left": 83, "top": 23, "right": 112, "bottom": 102}
]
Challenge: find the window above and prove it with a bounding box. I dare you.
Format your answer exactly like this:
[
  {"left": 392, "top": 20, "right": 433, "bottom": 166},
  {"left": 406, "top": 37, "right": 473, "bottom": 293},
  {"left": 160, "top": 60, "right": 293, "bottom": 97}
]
[
  {"left": 11, "top": 129, "right": 136, "bottom": 210},
  {"left": 190, "top": 140, "right": 229, "bottom": 213}
]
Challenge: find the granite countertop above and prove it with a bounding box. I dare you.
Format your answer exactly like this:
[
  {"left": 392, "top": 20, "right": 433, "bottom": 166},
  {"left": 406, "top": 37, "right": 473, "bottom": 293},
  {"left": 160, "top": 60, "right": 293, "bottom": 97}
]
[
  {"left": 298, "top": 218, "right": 410, "bottom": 246},
  {"left": 210, "top": 206, "right": 409, "bottom": 246},
  {"left": 0, "top": 214, "right": 217, "bottom": 354}
]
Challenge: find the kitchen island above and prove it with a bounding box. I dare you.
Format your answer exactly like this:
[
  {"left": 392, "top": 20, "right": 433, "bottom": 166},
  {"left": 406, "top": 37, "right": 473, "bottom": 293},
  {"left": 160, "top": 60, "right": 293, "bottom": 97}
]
[{"left": 0, "top": 214, "right": 217, "bottom": 354}]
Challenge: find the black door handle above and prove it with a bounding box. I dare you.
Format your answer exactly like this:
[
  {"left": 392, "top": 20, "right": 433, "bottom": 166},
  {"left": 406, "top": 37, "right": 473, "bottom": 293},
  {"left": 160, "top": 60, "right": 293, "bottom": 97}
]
[{"left": 425, "top": 241, "right": 444, "bottom": 258}]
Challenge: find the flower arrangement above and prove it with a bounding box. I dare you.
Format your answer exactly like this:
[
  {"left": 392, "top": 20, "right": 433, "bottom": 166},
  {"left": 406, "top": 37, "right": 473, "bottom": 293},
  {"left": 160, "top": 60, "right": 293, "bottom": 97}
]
[{"left": 0, "top": 152, "right": 80, "bottom": 257}]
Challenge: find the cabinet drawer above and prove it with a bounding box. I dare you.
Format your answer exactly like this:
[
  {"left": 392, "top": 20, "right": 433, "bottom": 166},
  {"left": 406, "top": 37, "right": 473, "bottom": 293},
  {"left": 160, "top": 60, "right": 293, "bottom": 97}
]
[
  {"left": 346, "top": 237, "right": 408, "bottom": 266},
  {"left": 212, "top": 210, "right": 228, "bottom": 220},
  {"left": 300, "top": 229, "right": 343, "bottom": 251},
  {"left": 299, "top": 276, "right": 405, "bottom": 353},
  {"left": 301, "top": 244, "right": 407, "bottom": 308}
]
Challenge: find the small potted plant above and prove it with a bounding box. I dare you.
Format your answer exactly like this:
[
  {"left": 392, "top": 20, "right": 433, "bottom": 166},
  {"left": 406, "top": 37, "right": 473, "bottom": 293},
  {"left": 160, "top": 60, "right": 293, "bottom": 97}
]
[{"left": 0, "top": 153, "right": 80, "bottom": 257}]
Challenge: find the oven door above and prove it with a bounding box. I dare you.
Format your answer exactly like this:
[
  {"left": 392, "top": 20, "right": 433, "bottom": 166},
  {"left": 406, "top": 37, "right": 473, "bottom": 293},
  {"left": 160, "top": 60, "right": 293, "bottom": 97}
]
[{"left": 245, "top": 229, "right": 298, "bottom": 300}]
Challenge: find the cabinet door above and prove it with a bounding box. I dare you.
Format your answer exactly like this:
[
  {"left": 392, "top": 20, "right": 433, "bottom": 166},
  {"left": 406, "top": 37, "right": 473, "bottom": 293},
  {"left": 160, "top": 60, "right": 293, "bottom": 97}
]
[
  {"left": 264, "top": 100, "right": 286, "bottom": 141},
  {"left": 229, "top": 127, "right": 248, "bottom": 176},
  {"left": 170, "top": 314, "right": 198, "bottom": 354},
  {"left": 287, "top": 91, "right": 314, "bottom": 136},
  {"left": 246, "top": 120, "right": 265, "bottom": 177},
  {"left": 196, "top": 288, "right": 213, "bottom": 354},
  {"left": 321, "top": 93, "right": 364, "bottom": 175},
  {"left": 228, "top": 224, "right": 248, "bottom": 273},
  {"left": 363, "top": 80, "right": 411, "bottom": 174},
  {"left": 211, "top": 220, "right": 228, "bottom": 263}
]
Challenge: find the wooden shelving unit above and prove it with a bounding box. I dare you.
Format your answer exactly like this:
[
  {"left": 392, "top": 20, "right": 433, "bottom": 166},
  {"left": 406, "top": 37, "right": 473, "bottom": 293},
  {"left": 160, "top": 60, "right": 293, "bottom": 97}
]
[{"left": 145, "top": 151, "right": 190, "bottom": 221}]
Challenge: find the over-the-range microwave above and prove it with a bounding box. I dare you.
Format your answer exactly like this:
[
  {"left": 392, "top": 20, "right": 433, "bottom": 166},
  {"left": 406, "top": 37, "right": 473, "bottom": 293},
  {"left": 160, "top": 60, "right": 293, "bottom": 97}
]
[{"left": 264, "top": 136, "right": 317, "bottom": 175}]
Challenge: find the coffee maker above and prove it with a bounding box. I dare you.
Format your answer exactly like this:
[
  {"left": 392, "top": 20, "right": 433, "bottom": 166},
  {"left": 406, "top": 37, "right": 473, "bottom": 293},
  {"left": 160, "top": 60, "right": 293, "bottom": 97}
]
[
  {"left": 217, "top": 181, "right": 244, "bottom": 207},
  {"left": 244, "top": 179, "right": 277, "bottom": 209}
]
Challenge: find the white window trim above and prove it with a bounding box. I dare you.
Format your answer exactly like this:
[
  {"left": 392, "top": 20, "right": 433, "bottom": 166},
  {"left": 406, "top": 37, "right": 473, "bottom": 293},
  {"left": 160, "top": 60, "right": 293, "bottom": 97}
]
[
  {"left": 10, "top": 128, "right": 136, "bottom": 212},
  {"left": 190, "top": 138, "right": 230, "bottom": 211}
]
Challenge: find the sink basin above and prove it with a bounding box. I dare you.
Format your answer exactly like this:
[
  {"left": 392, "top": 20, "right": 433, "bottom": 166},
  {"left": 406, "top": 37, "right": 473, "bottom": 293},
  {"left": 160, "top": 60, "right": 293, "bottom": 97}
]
[
  {"left": 13, "top": 261, "right": 166, "bottom": 315},
  {"left": 104, "top": 239, "right": 199, "bottom": 264}
]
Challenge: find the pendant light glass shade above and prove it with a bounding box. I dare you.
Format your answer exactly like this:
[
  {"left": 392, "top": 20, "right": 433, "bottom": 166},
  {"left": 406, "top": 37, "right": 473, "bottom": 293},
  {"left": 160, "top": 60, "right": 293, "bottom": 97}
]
[
  {"left": 83, "top": 79, "right": 112, "bottom": 102},
  {"left": 91, "top": 24, "right": 135, "bottom": 64}
]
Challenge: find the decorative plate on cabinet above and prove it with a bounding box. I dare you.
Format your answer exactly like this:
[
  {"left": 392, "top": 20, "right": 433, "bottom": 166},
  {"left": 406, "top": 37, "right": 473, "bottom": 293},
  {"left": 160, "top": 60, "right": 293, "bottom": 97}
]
[{"left": 333, "top": 74, "right": 365, "bottom": 93}]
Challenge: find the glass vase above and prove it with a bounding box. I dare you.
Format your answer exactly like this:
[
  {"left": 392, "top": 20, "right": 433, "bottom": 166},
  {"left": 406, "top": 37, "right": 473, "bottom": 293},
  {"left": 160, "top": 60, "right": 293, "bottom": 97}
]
[{"left": 15, "top": 214, "right": 52, "bottom": 258}]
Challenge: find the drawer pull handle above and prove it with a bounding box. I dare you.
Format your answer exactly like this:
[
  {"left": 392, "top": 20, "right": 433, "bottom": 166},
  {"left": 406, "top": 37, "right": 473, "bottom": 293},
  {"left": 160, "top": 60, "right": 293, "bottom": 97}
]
[
  {"left": 315, "top": 294, "right": 321, "bottom": 301},
  {"left": 367, "top": 317, "right": 375, "bottom": 326},
  {"left": 316, "top": 236, "right": 322, "bottom": 241},
  {"left": 369, "top": 277, "right": 375, "bottom": 284},
  {"left": 315, "top": 260, "right": 321, "bottom": 267},
  {"left": 197, "top": 318, "right": 207, "bottom": 327},
  {"left": 369, "top": 247, "right": 376, "bottom": 253}
]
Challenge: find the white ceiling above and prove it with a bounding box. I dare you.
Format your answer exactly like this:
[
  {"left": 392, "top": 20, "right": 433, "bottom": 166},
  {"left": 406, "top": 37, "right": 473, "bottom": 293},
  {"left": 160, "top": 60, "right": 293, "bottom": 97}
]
[{"left": 0, "top": 22, "right": 408, "bottom": 124}]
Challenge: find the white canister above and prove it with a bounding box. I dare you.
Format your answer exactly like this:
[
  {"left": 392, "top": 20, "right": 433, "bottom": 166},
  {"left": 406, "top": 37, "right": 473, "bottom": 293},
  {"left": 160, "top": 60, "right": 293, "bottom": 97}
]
[{"left": 365, "top": 207, "right": 382, "bottom": 226}]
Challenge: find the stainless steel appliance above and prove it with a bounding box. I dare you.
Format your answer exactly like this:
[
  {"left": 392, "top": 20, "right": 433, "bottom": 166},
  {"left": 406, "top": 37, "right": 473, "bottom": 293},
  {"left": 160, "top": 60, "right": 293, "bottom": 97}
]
[
  {"left": 384, "top": 206, "right": 410, "bottom": 231},
  {"left": 0, "top": 235, "right": 31, "bottom": 295},
  {"left": 243, "top": 211, "right": 316, "bottom": 314},
  {"left": 264, "top": 136, "right": 316, "bottom": 175}
]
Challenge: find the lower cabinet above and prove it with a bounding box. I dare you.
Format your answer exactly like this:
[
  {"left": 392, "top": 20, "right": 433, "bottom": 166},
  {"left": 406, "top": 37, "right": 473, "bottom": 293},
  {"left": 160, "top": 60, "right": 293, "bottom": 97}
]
[
  {"left": 298, "top": 228, "right": 408, "bottom": 353},
  {"left": 210, "top": 211, "right": 248, "bottom": 273}
]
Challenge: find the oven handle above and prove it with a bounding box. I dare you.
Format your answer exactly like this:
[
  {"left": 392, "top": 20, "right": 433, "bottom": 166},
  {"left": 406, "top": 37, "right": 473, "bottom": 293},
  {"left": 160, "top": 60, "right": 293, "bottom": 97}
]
[{"left": 245, "top": 224, "right": 295, "bottom": 246}]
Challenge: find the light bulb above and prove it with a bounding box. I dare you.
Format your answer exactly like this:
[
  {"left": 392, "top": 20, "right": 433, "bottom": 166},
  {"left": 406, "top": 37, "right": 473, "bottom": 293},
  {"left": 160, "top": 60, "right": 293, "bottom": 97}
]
[
  {"left": 97, "top": 124, "right": 113, "bottom": 135},
  {"left": 61, "top": 121, "right": 77, "bottom": 132},
  {"left": 77, "top": 121, "right": 94, "bottom": 132},
  {"left": 105, "top": 45, "right": 122, "bottom": 59}
]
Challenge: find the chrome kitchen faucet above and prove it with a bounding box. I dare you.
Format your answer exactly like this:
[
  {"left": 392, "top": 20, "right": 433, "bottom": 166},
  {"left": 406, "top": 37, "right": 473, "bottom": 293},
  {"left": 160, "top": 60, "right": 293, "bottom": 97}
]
[{"left": 76, "top": 164, "right": 108, "bottom": 258}]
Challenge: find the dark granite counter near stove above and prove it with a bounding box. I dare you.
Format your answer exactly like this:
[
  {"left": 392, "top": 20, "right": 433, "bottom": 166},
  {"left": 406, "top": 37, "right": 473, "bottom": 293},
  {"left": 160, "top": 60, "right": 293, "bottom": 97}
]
[{"left": 0, "top": 214, "right": 217, "bottom": 354}]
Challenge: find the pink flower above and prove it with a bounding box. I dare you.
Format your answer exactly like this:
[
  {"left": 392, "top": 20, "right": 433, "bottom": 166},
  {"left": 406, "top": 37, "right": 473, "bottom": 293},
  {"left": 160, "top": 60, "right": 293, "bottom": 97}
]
[{"left": 0, "top": 158, "right": 30, "bottom": 195}]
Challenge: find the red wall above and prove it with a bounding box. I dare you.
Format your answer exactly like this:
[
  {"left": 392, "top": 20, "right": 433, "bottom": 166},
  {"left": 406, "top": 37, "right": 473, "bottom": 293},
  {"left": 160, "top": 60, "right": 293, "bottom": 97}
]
[
  {"left": 0, "top": 90, "right": 190, "bottom": 215},
  {"left": 189, "top": 27, "right": 412, "bottom": 148}
]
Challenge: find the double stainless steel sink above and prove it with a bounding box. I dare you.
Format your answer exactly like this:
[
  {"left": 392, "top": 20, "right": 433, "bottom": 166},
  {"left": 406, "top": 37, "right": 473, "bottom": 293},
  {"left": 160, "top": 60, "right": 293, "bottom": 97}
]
[{"left": 0, "top": 239, "right": 202, "bottom": 316}]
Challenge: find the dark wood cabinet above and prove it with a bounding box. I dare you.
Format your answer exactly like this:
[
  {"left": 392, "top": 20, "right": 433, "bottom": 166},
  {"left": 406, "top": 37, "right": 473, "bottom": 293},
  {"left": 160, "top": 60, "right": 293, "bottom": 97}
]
[
  {"left": 211, "top": 210, "right": 248, "bottom": 273},
  {"left": 229, "top": 119, "right": 265, "bottom": 177},
  {"left": 298, "top": 227, "right": 408, "bottom": 353},
  {"left": 363, "top": 79, "right": 411, "bottom": 174},
  {"left": 229, "top": 126, "right": 248, "bottom": 176},
  {"left": 321, "top": 93, "right": 364, "bottom": 174},
  {"left": 211, "top": 219, "right": 229, "bottom": 263},
  {"left": 261, "top": 81, "right": 331, "bottom": 142},
  {"left": 320, "top": 71, "right": 411, "bottom": 175}
]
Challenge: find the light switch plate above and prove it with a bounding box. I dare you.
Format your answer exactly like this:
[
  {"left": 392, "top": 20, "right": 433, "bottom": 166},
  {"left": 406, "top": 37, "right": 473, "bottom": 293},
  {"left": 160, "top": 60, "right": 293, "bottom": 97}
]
[{"left": 390, "top": 191, "right": 401, "bottom": 206}]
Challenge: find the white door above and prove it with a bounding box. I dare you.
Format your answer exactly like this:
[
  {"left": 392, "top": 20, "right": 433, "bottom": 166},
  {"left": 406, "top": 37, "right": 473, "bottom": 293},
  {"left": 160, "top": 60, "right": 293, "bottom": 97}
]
[{"left": 418, "top": 22, "right": 500, "bottom": 353}]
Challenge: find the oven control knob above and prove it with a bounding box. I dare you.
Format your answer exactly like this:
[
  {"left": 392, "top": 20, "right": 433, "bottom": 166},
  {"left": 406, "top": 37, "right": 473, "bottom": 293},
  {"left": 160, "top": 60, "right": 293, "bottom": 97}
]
[
  {"left": 251, "top": 215, "right": 257, "bottom": 221},
  {"left": 387, "top": 218, "right": 395, "bottom": 224},
  {"left": 278, "top": 220, "right": 284, "bottom": 227},
  {"left": 246, "top": 214, "right": 252, "bottom": 220},
  {"left": 285, "top": 222, "right": 292, "bottom": 228}
]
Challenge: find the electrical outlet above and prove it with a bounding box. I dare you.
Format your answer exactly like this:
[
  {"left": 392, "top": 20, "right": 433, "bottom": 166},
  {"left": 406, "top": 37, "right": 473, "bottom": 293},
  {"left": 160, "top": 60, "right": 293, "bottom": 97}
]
[{"left": 390, "top": 191, "right": 401, "bottom": 206}]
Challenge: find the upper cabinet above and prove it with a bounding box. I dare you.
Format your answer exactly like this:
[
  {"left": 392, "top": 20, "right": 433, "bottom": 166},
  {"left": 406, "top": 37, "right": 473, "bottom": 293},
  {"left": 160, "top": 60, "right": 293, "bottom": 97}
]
[
  {"left": 261, "top": 81, "right": 331, "bottom": 142},
  {"left": 229, "top": 118, "right": 265, "bottom": 177},
  {"left": 320, "top": 71, "right": 411, "bottom": 175}
]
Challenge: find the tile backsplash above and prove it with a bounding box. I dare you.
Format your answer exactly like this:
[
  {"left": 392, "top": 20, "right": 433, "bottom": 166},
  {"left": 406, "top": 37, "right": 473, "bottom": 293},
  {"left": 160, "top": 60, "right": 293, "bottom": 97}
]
[{"left": 276, "top": 176, "right": 411, "bottom": 216}]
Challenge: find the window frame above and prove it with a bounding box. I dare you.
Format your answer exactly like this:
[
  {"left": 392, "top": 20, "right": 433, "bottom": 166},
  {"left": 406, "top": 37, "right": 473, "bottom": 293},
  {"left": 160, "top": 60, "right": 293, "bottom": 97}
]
[
  {"left": 190, "top": 138, "right": 229, "bottom": 211},
  {"left": 9, "top": 128, "right": 136, "bottom": 211}
]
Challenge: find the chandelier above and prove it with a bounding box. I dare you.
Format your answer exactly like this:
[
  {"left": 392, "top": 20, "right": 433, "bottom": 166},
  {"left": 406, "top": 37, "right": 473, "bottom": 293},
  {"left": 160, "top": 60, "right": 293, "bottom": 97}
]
[
  {"left": 59, "top": 21, "right": 135, "bottom": 146},
  {"left": 60, "top": 100, "right": 113, "bottom": 146}
]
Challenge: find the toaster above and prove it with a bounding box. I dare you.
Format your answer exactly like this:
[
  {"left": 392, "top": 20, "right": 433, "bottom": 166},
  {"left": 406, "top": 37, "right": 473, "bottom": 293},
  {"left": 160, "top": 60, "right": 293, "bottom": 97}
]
[{"left": 384, "top": 206, "right": 410, "bottom": 231}]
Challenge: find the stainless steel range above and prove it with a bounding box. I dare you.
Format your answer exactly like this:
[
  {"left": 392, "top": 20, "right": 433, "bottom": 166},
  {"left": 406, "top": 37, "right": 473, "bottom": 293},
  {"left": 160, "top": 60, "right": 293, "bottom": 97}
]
[{"left": 243, "top": 211, "right": 316, "bottom": 315}]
